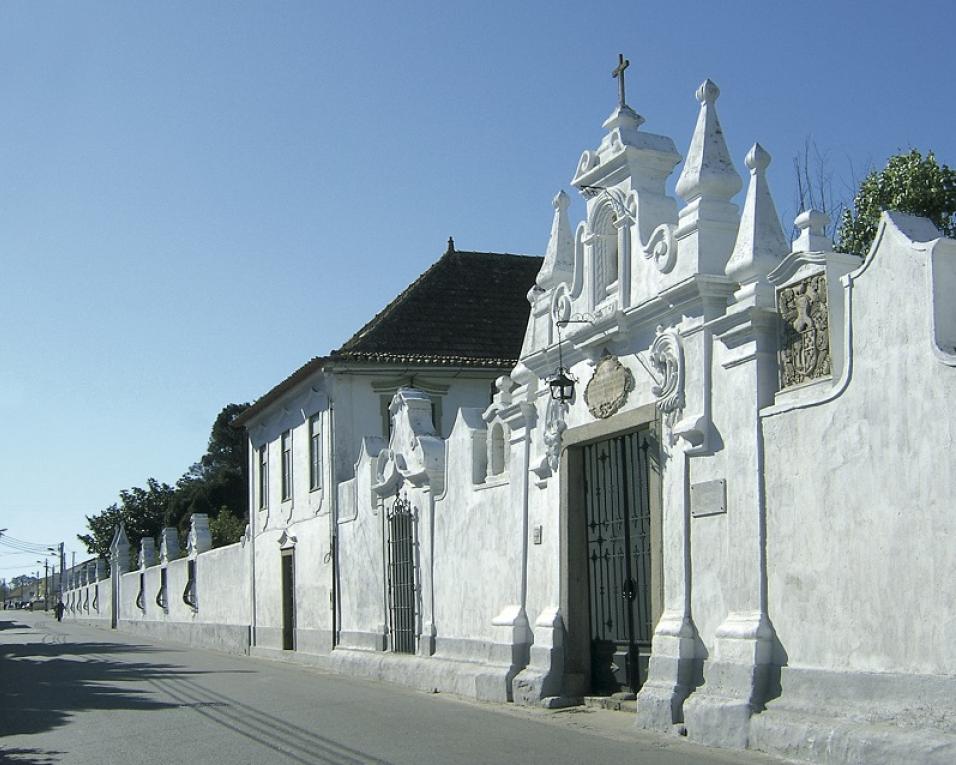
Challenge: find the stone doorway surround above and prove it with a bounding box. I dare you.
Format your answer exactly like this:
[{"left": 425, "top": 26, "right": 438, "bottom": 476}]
[{"left": 558, "top": 402, "right": 663, "bottom": 698}]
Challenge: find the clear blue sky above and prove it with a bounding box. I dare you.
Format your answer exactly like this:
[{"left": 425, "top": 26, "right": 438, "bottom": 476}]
[{"left": 1, "top": 1, "right": 952, "bottom": 581}]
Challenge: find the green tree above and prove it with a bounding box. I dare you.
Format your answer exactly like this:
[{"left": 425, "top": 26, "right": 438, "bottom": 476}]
[
  {"left": 209, "top": 506, "right": 247, "bottom": 547},
  {"left": 837, "top": 149, "right": 956, "bottom": 256},
  {"left": 79, "top": 403, "right": 250, "bottom": 560},
  {"left": 165, "top": 403, "right": 249, "bottom": 540},
  {"left": 78, "top": 478, "right": 175, "bottom": 561}
]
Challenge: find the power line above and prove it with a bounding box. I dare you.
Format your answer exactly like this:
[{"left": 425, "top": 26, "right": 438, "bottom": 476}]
[
  {"left": 0, "top": 538, "right": 57, "bottom": 555},
  {"left": 0, "top": 532, "right": 58, "bottom": 547}
]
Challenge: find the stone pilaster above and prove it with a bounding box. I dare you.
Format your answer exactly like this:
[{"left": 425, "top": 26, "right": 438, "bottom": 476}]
[
  {"left": 682, "top": 143, "right": 786, "bottom": 749},
  {"left": 188, "top": 513, "right": 213, "bottom": 556},
  {"left": 138, "top": 538, "right": 156, "bottom": 569},
  {"left": 159, "top": 528, "right": 180, "bottom": 563},
  {"left": 637, "top": 446, "right": 701, "bottom": 732}
]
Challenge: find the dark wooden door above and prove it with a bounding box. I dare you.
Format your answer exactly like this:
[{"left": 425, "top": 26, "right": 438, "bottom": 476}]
[
  {"left": 583, "top": 431, "right": 654, "bottom": 693},
  {"left": 281, "top": 550, "right": 295, "bottom": 651}
]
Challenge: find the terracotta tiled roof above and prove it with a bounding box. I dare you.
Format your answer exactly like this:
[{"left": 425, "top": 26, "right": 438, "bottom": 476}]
[{"left": 234, "top": 245, "right": 542, "bottom": 426}]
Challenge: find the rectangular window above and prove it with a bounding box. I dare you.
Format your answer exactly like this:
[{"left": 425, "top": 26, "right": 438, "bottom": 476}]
[
  {"left": 309, "top": 415, "right": 322, "bottom": 491},
  {"left": 258, "top": 445, "right": 269, "bottom": 509},
  {"left": 281, "top": 430, "right": 293, "bottom": 501}
]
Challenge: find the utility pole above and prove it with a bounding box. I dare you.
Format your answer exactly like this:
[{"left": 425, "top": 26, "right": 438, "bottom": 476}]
[
  {"left": 59, "top": 542, "right": 65, "bottom": 603},
  {"left": 43, "top": 559, "right": 49, "bottom": 610}
]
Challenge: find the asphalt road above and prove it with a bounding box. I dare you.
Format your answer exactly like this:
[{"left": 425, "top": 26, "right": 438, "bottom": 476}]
[{"left": 0, "top": 612, "right": 783, "bottom": 765}]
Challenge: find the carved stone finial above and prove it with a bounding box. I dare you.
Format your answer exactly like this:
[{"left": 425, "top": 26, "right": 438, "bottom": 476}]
[
  {"left": 745, "top": 142, "right": 772, "bottom": 173},
  {"left": 110, "top": 523, "right": 131, "bottom": 574},
  {"left": 553, "top": 189, "right": 569, "bottom": 212},
  {"left": 792, "top": 209, "right": 833, "bottom": 253},
  {"left": 676, "top": 79, "right": 742, "bottom": 203},
  {"left": 447, "top": 236, "right": 455, "bottom": 253},
  {"left": 726, "top": 142, "right": 789, "bottom": 293},
  {"left": 493, "top": 375, "right": 514, "bottom": 406},
  {"left": 535, "top": 191, "right": 574, "bottom": 290},
  {"left": 696, "top": 78, "right": 720, "bottom": 105}
]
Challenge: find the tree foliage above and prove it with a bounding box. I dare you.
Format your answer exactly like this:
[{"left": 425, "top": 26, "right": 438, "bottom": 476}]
[
  {"left": 78, "top": 478, "right": 175, "bottom": 562},
  {"left": 209, "top": 506, "right": 247, "bottom": 547},
  {"left": 837, "top": 149, "right": 956, "bottom": 255},
  {"left": 79, "top": 403, "right": 249, "bottom": 560}
]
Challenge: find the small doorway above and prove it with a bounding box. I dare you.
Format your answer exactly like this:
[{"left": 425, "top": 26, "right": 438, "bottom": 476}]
[
  {"left": 564, "top": 422, "right": 661, "bottom": 696},
  {"left": 281, "top": 549, "right": 296, "bottom": 651}
]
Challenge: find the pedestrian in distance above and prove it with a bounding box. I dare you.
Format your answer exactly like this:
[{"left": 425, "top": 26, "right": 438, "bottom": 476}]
[{"left": 54, "top": 600, "right": 65, "bottom": 622}]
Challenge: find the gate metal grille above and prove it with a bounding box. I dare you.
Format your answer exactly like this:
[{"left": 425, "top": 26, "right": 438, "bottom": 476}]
[
  {"left": 584, "top": 430, "right": 653, "bottom": 692},
  {"left": 387, "top": 495, "right": 417, "bottom": 654}
]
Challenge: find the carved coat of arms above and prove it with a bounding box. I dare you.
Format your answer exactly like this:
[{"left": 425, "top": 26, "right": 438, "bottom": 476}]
[
  {"left": 778, "top": 274, "right": 831, "bottom": 388},
  {"left": 585, "top": 354, "right": 634, "bottom": 419}
]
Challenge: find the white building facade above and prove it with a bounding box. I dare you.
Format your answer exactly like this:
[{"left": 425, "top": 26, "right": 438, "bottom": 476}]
[
  {"left": 64, "top": 75, "right": 956, "bottom": 764},
  {"left": 337, "top": 80, "right": 956, "bottom": 762}
]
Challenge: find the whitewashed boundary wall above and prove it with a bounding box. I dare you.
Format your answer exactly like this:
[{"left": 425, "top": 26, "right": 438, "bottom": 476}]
[
  {"left": 331, "top": 388, "right": 534, "bottom": 701},
  {"left": 743, "top": 213, "right": 956, "bottom": 763},
  {"left": 63, "top": 515, "right": 253, "bottom": 654},
  {"left": 63, "top": 559, "right": 111, "bottom": 623}
]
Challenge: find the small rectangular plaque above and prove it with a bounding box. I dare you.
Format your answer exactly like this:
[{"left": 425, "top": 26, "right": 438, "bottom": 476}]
[
  {"left": 532, "top": 525, "right": 543, "bottom": 545},
  {"left": 691, "top": 479, "right": 727, "bottom": 518}
]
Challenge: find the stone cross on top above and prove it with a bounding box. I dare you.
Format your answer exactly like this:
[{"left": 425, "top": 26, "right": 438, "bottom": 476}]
[{"left": 612, "top": 53, "right": 630, "bottom": 107}]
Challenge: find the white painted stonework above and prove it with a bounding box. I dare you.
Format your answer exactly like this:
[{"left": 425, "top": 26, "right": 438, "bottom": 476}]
[{"left": 62, "top": 78, "right": 956, "bottom": 764}]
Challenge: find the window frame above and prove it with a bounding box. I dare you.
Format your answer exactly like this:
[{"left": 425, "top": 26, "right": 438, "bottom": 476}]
[
  {"left": 258, "top": 444, "right": 269, "bottom": 510},
  {"left": 308, "top": 414, "right": 322, "bottom": 492},
  {"left": 281, "top": 429, "right": 293, "bottom": 502}
]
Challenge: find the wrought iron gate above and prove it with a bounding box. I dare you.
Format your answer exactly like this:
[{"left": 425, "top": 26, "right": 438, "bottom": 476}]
[
  {"left": 386, "top": 495, "right": 417, "bottom": 654},
  {"left": 583, "top": 430, "right": 653, "bottom": 693}
]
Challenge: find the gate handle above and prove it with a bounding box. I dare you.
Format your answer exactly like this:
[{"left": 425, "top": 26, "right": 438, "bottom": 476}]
[{"left": 622, "top": 579, "right": 636, "bottom": 601}]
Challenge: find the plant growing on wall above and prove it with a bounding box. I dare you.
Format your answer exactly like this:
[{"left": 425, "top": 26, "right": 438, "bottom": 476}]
[
  {"left": 209, "top": 506, "right": 246, "bottom": 547},
  {"left": 837, "top": 149, "right": 956, "bottom": 255}
]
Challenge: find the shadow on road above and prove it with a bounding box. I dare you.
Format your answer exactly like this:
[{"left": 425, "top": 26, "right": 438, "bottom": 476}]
[
  {"left": 0, "top": 617, "right": 396, "bottom": 765},
  {"left": 0, "top": 616, "right": 210, "bottom": 760},
  {"left": 0, "top": 747, "right": 64, "bottom": 765},
  {"left": 0, "top": 648, "right": 183, "bottom": 739}
]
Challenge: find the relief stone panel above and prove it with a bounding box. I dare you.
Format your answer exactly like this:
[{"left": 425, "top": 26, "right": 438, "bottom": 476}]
[{"left": 778, "top": 273, "right": 831, "bottom": 388}]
